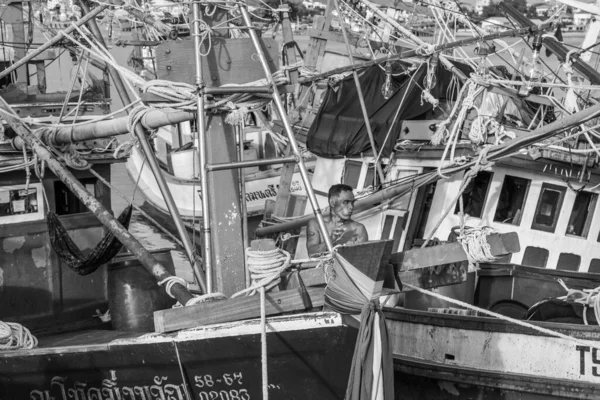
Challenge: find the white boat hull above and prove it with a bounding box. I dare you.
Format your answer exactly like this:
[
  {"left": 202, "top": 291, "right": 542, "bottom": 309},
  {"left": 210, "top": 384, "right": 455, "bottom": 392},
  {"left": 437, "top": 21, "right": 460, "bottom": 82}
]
[
  {"left": 386, "top": 308, "right": 600, "bottom": 399},
  {"left": 126, "top": 146, "right": 310, "bottom": 220}
]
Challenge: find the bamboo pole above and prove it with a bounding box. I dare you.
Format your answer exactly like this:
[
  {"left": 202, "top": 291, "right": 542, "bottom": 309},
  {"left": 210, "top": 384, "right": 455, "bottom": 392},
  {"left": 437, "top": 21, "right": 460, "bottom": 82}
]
[
  {"left": 332, "top": 0, "right": 385, "bottom": 185},
  {"left": 192, "top": 0, "right": 213, "bottom": 293},
  {"left": 239, "top": 5, "right": 334, "bottom": 253},
  {"left": 0, "top": 4, "right": 108, "bottom": 81},
  {"left": 0, "top": 99, "right": 194, "bottom": 307}
]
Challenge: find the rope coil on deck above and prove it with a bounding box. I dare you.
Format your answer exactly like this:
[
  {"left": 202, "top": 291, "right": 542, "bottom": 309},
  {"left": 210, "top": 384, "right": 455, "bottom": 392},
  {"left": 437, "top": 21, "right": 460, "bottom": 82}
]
[
  {"left": 232, "top": 248, "right": 291, "bottom": 298},
  {"left": 0, "top": 321, "right": 38, "bottom": 350}
]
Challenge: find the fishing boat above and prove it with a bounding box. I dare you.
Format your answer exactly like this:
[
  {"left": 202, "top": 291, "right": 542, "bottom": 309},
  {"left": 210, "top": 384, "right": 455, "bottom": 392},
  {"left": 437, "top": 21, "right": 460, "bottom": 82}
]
[
  {"left": 3, "top": 0, "right": 600, "bottom": 398},
  {"left": 253, "top": 0, "right": 600, "bottom": 397},
  {"left": 122, "top": 3, "right": 315, "bottom": 226},
  {"left": 0, "top": 1, "right": 365, "bottom": 399}
]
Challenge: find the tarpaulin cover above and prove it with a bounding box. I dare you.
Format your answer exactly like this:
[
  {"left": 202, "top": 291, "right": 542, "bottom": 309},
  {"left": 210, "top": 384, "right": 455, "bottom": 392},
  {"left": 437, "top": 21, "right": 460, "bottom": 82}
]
[{"left": 307, "top": 61, "right": 471, "bottom": 158}]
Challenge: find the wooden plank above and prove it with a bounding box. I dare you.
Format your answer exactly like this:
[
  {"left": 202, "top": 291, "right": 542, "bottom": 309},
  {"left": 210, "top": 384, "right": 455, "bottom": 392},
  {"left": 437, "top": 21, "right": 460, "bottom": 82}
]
[
  {"left": 391, "top": 232, "right": 520, "bottom": 271},
  {"left": 307, "top": 28, "right": 360, "bottom": 47},
  {"left": 33, "top": 61, "right": 46, "bottom": 94},
  {"left": 272, "top": 152, "right": 296, "bottom": 217},
  {"left": 154, "top": 287, "right": 325, "bottom": 333},
  {"left": 154, "top": 38, "right": 279, "bottom": 86},
  {"left": 338, "top": 239, "right": 395, "bottom": 281},
  {"left": 280, "top": 268, "right": 326, "bottom": 289}
]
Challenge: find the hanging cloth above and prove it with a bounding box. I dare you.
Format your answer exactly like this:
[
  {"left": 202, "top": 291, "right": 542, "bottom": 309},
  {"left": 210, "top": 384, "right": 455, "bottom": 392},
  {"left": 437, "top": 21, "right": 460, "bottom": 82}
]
[
  {"left": 47, "top": 205, "right": 133, "bottom": 275},
  {"left": 324, "top": 255, "right": 394, "bottom": 400}
]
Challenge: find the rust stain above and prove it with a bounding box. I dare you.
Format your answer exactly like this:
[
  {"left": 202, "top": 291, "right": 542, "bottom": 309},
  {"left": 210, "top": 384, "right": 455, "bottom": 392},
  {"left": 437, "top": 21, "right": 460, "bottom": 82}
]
[{"left": 2, "top": 236, "right": 26, "bottom": 253}]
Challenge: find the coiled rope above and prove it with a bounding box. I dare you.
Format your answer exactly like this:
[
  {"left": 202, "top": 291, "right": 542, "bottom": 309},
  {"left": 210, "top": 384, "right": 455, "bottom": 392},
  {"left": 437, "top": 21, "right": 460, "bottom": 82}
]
[
  {"left": 457, "top": 226, "right": 498, "bottom": 265},
  {"left": 231, "top": 248, "right": 291, "bottom": 298},
  {"left": 0, "top": 321, "right": 38, "bottom": 350}
]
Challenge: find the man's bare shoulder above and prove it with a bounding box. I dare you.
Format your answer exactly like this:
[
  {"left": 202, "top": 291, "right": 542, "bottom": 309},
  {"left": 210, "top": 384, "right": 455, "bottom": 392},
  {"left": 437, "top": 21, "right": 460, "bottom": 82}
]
[{"left": 347, "top": 219, "right": 366, "bottom": 230}]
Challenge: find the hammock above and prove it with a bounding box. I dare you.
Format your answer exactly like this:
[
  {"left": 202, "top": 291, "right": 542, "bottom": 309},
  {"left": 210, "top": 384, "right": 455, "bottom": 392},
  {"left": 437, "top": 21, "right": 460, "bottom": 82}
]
[{"left": 47, "top": 205, "right": 133, "bottom": 275}]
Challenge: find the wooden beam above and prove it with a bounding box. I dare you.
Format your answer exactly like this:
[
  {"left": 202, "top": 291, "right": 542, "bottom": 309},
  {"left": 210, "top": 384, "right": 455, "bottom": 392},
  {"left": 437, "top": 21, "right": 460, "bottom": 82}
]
[
  {"left": 391, "top": 232, "right": 520, "bottom": 271},
  {"left": 154, "top": 287, "right": 325, "bottom": 333}
]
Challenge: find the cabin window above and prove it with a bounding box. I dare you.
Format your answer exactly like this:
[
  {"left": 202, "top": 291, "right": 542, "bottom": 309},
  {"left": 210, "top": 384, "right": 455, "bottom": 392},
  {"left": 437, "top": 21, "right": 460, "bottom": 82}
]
[
  {"left": 380, "top": 212, "right": 406, "bottom": 252},
  {"left": 557, "top": 253, "right": 581, "bottom": 271},
  {"left": 589, "top": 259, "right": 600, "bottom": 274},
  {"left": 566, "top": 191, "right": 597, "bottom": 238},
  {"left": 342, "top": 160, "right": 362, "bottom": 189},
  {"left": 0, "top": 187, "right": 39, "bottom": 217},
  {"left": 455, "top": 171, "right": 493, "bottom": 218},
  {"left": 493, "top": 175, "right": 530, "bottom": 225},
  {"left": 521, "top": 246, "right": 549, "bottom": 268},
  {"left": 54, "top": 179, "right": 97, "bottom": 215},
  {"left": 531, "top": 184, "right": 566, "bottom": 233}
]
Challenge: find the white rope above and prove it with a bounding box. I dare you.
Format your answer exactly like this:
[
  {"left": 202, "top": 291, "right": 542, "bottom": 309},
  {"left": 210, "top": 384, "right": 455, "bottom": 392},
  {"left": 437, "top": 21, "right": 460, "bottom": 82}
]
[
  {"left": 158, "top": 275, "right": 189, "bottom": 299},
  {"left": 403, "top": 283, "right": 600, "bottom": 351},
  {"left": 557, "top": 282, "right": 600, "bottom": 326},
  {"left": 260, "top": 286, "right": 269, "bottom": 400},
  {"left": 232, "top": 248, "right": 291, "bottom": 298},
  {"left": 0, "top": 321, "right": 38, "bottom": 350},
  {"left": 457, "top": 226, "right": 498, "bottom": 266}
]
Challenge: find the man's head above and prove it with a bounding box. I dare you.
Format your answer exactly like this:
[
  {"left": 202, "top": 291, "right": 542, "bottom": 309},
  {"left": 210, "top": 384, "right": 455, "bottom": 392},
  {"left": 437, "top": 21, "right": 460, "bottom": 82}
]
[{"left": 328, "top": 184, "right": 355, "bottom": 221}]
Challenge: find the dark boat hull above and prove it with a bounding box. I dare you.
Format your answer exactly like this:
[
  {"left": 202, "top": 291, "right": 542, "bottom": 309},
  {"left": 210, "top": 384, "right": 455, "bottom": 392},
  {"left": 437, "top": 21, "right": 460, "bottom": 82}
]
[{"left": 0, "top": 313, "right": 356, "bottom": 400}]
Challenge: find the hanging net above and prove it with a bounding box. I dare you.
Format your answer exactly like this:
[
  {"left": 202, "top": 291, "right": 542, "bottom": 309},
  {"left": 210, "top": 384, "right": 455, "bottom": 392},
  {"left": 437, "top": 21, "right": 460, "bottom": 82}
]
[{"left": 47, "top": 205, "right": 133, "bottom": 275}]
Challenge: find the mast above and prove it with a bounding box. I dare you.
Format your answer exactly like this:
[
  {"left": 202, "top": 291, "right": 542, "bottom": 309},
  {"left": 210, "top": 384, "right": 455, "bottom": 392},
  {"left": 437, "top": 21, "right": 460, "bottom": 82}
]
[{"left": 191, "top": 0, "right": 213, "bottom": 293}]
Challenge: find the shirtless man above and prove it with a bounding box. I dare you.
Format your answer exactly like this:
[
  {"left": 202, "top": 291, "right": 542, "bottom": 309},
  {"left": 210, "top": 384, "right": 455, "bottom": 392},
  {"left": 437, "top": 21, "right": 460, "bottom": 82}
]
[{"left": 306, "top": 184, "right": 369, "bottom": 255}]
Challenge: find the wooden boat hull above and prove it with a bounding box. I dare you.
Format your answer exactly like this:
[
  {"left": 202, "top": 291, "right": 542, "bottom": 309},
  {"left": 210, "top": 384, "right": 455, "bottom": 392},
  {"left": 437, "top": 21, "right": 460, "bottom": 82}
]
[
  {"left": 0, "top": 313, "right": 356, "bottom": 400},
  {"left": 386, "top": 307, "right": 600, "bottom": 399},
  {"left": 126, "top": 147, "right": 311, "bottom": 219}
]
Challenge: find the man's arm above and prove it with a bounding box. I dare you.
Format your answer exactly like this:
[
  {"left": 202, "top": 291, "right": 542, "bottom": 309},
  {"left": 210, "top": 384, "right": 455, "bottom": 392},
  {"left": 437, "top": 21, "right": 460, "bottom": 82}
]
[
  {"left": 355, "top": 222, "right": 368, "bottom": 243},
  {"left": 306, "top": 219, "right": 328, "bottom": 255}
]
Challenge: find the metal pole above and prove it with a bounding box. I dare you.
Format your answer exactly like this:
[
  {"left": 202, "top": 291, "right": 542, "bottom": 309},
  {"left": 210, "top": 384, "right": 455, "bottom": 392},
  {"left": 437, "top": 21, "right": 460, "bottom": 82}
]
[
  {"left": 80, "top": 1, "right": 207, "bottom": 293},
  {"left": 133, "top": 126, "right": 207, "bottom": 293},
  {"left": 0, "top": 4, "right": 108, "bottom": 81},
  {"left": 0, "top": 101, "right": 194, "bottom": 306},
  {"left": 206, "top": 155, "right": 297, "bottom": 171},
  {"left": 239, "top": 5, "right": 334, "bottom": 252},
  {"left": 360, "top": 0, "right": 468, "bottom": 81},
  {"left": 333, "top": 0, "right": 385, "bottom": 185},
  {"left": 236, "top": 125, "right": 250, "bottom": 288},
  {"left": 192, "top": 0, "right": 213, "bottom": 293}
]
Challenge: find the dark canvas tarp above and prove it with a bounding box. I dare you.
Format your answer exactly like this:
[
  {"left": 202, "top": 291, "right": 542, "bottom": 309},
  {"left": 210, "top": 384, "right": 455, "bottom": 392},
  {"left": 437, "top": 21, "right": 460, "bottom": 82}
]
[{"left": 306, "top": 61, "right": 471, "bottom": 158}]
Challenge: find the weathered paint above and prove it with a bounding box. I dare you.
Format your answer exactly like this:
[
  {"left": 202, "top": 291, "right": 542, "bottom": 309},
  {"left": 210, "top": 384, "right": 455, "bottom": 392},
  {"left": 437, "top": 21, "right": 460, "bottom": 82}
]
[
  {"left": 2, "top": 236, "right": 25, "bottom": 253},
  {"left": 387, "top": 317, "right": 600, "bottom": 387},
  {"left": 31, "top": 246, "right": 49, "bottom": 269}
]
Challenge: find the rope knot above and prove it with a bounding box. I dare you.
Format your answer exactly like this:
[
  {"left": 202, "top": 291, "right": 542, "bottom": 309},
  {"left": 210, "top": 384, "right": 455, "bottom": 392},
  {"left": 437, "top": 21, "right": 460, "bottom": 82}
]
[{"left": 416, "top": 44, "right": 435, "bottom": 56}]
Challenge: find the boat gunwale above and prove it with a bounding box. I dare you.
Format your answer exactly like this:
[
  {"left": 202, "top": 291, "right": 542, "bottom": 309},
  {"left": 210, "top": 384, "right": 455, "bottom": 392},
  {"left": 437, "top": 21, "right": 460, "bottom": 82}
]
[
  {"left": 384, "top": 306, "right": 600, "bottom": 339},
  {"left": 0, "top": 312, "right": 350, "bottom": 358}
]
